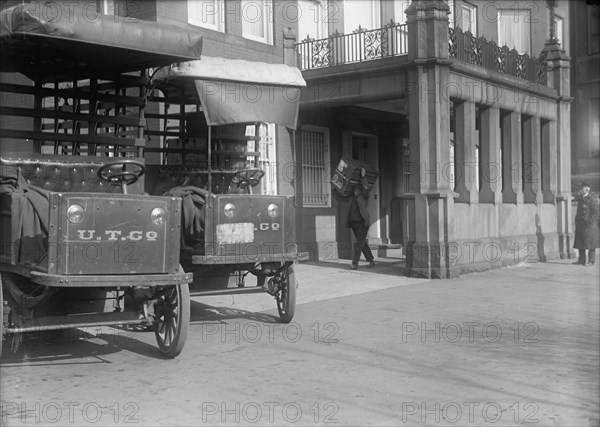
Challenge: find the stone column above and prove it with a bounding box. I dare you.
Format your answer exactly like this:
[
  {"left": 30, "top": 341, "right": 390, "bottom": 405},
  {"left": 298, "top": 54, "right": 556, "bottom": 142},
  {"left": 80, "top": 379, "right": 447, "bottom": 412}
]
[
  {"left": 501, "top": 111, "right": 524, "bottom": 204},
  {"left": 522, "top": 115, "right": 543, "bottom": 205},
  {"left": 404, "top": 0, "right": 458, "bottom": 278},
  {"left": 541, "top": 119, "right": 557, "bottom": 204},
  {"left": 479, "top": 106, "right": 502, "bottom": 204},
  {"left": 454, "top": 101, "right": 478, "bottom": 204},
  {"left": 543, "top": 40, "right": 573, "bottom": 258}
]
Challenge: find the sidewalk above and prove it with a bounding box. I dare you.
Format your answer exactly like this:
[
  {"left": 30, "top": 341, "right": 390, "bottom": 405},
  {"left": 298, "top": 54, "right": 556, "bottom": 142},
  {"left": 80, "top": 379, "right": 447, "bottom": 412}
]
[{"left": 194, "top": 255, "right": 600, "bottom": 316}]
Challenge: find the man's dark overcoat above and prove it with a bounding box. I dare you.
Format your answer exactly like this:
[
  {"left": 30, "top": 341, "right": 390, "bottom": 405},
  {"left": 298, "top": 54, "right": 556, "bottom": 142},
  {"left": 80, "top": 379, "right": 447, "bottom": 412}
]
[{"left": 574, "top": 194, "right": 600, "bottom": 250}]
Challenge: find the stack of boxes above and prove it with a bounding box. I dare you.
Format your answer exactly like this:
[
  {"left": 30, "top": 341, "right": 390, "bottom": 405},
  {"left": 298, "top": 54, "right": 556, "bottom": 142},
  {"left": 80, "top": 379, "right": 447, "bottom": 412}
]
[{"left": 331, "top": 157, "right": 379, "bottom": 196}]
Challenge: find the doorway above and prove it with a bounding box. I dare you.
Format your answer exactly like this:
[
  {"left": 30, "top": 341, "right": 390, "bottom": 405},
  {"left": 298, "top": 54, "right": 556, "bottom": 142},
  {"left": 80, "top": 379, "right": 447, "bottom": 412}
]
[{"left": 351, "top": 133, "right": 380, "bottom": 242}]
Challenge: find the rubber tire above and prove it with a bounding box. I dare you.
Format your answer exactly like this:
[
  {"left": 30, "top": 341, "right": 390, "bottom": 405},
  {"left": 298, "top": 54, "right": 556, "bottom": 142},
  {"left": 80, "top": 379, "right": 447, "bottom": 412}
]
[
  {"left": 154, "top": 283, "right": 190, "bottom": 358},
  {"left": 277, "top": 266, "right": 297, "bottom": 323}
]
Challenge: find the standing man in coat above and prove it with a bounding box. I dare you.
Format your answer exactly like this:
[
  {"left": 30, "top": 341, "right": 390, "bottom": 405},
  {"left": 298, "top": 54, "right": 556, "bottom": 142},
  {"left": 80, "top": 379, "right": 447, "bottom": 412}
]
[
  {"left": 347, "top": 168, "right": 376, "bottom": 270},
  {"left": 573, "top": 183, "right": 600, "bottom": 266}
]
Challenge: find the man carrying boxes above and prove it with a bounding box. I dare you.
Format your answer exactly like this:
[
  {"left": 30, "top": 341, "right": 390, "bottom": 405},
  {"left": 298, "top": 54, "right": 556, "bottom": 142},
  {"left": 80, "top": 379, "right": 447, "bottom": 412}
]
[{"left": 346, "top": 168, "right": 376, "bottom": 270}]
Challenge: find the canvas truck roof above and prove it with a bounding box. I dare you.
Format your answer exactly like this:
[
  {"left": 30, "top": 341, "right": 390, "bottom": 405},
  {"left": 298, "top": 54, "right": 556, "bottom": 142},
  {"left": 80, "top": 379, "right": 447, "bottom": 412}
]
[
  {"left": 152, "top": 57, "right": 306, "bottom": 129},
  {"left": 0, "top": 4, "right": 203, "bottom": 81}
]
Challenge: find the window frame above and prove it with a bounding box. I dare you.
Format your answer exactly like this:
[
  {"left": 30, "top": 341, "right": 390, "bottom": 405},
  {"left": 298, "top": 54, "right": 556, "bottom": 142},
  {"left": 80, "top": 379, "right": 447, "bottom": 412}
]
[
  {"left": 188, "top": 0, "right": 225, "bottom": 32},
  {"left": 245, "top": 123, "right": 278, "bottom": 195},
  {"left": 497, "top": 9, "right": 532, "bottom": 56},
  {"left": 98, "top": 0, "right": 114, "bottom": 15},
  {"left": 301, "top": 125, "right": 332, "bottom": 208},
  {"left": 297, "top": 0, "right": 329, "bottom": 41},
  {"left": 553, "top": 14, "right": 563, "bottom": 45},
  {"left": 343, "top": 0, "right": 381, "bottom": 33},
  {"left": 242, "top": 0, "right": 274, "bottom": 45},
  {"left": 460, "top": 1, "right": 477, "bottom": 36}
]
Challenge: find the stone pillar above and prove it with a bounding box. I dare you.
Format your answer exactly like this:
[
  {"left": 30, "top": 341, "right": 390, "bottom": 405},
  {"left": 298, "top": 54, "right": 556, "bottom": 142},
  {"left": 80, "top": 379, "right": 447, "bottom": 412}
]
[
  {"left": 543, "top": 40, "right": 573, "bottom": 258},
  {"left": 404, "top": 0, "right": 458, "bottom": 278},
  {"left": 541, "top": 119, "right": 557, "bottom": 204},
  {"left": 479, "top": 106, "right": 502, "bottom": 204},
  {"left": 501, "top": 111, "right": 524, "bottom": 204},
  {"left": 522, "top": 115, "right": 543, "bottom": 205},
  {"left": 454, "top": 101, "right": 478, "bottom": 204}
]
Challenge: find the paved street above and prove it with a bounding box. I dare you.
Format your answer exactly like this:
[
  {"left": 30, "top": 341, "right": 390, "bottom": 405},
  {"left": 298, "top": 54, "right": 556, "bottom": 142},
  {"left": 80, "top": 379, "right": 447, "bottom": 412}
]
[{"left": 1, "top": 258, "right": 599, "bottom": 426}]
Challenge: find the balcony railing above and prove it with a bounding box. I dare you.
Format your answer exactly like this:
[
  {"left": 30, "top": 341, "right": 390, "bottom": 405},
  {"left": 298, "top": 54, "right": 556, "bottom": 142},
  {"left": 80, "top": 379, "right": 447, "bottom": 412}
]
[
  {"left": 295, "top": 24, "right": 548, "bottom": 87},
  {"left": 295, "top": 21, "right": 408, "bottom": 71},
  {"left": 448, "top": 27, "right": 547, "bottom": 86}
]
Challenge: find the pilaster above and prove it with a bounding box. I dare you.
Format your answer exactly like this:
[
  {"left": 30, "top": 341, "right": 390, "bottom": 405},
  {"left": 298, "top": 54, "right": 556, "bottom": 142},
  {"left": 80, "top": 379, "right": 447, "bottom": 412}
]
[
  {"left": 501, "top": 111, "right": 524, "bottom": 204},
  {"left": 542, "top": 40, "right": 573, "bottom": 257},
  {"left": 404, "top": 0, "right": 458, "bottom": 278},
  {"left": 454, "top": 101, "right": 478, "bottom": 204},
  {"left": 522, "top": 115, "right": 543, "bottom": 205},
  {"left": 479, "top": 106, "right": 502, "bottom": 204}
]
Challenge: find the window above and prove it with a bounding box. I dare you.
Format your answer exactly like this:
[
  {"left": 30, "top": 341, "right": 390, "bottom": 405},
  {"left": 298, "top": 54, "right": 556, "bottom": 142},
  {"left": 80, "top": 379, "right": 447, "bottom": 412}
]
[
  {"left": 448, "top": 1, "right": 477, "bottom": 35},
  {"left": 301, "top": 126, "right": 331, "bottom": 207},
  {"left": 393, "top": 0, "right": 411, "bottom": 25},
  {"left": 99, "top": 0, "right": 114, "bottom": 15},
  {"left": 498, "top": 9, "right": 531, "bottom": 55},
  {"left": 188, "top": 0, "right": 225, "bottom": 32},
  {"left": 344, "top": 0, "right": 381, "bottom": 32},
  {"left": 246, "top": 124, "right": 277, "bottom": 195},
  {"left": 242, "top": 0, "right": 273, "bottom": 44},
  {"left": 553, "top": 15, "right": 563, "bottom": 45},
  {"left": 297, "top": 0, "right": 329, "bottom": 41},
  {"left": 460, "top": 2, "right": 477, "bottom": 35},
  {"left": 393, "top": 0, "right": 410, "bottom": 53}
]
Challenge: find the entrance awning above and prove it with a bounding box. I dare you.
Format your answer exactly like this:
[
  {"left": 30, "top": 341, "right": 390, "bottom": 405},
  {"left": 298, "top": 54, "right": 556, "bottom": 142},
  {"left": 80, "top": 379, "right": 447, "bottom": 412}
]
[
  {"left": 0, "top": 4, "right": 203, "bottom": 80},
  {"left": 153, "top": 57, "right": 306, "bottom": 129}
]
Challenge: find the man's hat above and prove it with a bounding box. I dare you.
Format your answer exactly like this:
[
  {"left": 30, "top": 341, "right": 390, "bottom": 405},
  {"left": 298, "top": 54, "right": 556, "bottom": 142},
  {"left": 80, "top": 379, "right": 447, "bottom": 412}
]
[{"left": 581, "top": 182, "right": 592, "bottom": 188}]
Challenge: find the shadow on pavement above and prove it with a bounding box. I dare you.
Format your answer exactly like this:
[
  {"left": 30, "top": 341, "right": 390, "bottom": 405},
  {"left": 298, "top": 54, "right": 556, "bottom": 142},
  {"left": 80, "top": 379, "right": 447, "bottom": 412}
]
[
  {"left": 190, "top": 300, "right": 280, "bottom": 324},
  {"left": 0, "top": 327, "right": 169, "bottom": 365}
]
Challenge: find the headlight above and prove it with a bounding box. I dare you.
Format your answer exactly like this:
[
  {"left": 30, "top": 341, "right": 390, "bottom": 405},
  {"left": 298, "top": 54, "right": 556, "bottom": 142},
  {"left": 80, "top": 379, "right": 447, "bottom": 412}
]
[
  {"left": 224, "top": 203, "right": 236, "bottom": 218},
  {"left": 67, "top": 204, "right": 84, "bottom": 223},
  {"left": 151, "top": 208, "right": 166, "bottom": 226},
  {"left": 267, "top": 204, "right": 279, "bottom": 218}
]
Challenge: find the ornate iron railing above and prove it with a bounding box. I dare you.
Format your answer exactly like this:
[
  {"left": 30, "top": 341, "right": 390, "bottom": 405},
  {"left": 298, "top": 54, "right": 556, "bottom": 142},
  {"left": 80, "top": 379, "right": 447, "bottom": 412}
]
[
  {"left": 295, "top": 21, "right": 408, "bottom": 71},
  {"left": 449, "top": 27, "right": 547, "bottom": 86}
]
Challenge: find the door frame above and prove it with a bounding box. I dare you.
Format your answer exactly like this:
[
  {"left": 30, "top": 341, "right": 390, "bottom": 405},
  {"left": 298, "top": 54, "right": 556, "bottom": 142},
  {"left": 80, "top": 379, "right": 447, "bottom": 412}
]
[{"left": 345, "top": 131, "right": 381, "bottom": 242}]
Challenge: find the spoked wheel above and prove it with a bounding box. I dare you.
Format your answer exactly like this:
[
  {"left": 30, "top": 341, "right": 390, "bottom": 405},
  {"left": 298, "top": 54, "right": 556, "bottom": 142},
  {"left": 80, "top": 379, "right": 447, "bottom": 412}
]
[
  {"left": 154, "top": 283, "right": 190, "bottom": 358},
  {"left": 276, "top": 266, "right": 297, "bottom": 323}
]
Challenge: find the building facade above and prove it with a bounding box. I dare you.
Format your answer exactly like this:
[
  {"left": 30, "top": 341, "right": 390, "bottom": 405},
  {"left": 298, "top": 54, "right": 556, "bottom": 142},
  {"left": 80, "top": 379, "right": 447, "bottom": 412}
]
[
  {"left": 0, "top": 0, "right": 575, "bottom": 278},
  {"left": 569, "top": 0, "right": 600, "bottom": 180},
  {"left": 294, "top": 0, "right": 572, "bottom": 277}
]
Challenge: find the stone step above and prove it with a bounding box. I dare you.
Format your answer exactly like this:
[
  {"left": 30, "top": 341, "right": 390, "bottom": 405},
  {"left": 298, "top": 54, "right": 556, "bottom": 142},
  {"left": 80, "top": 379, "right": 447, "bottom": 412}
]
[{"left": 368, "top": 244, "right": 404, "bottom": 259}]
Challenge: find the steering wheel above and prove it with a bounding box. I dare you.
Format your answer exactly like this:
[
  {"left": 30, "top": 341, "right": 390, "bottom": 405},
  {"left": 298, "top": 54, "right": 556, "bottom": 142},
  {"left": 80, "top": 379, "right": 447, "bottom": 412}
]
[
  {"left": 230, "top": 168, "right": 265, "bottom": 189},
  {"left": 97, "top": 159, "right": 146, "bottom": 189}
]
